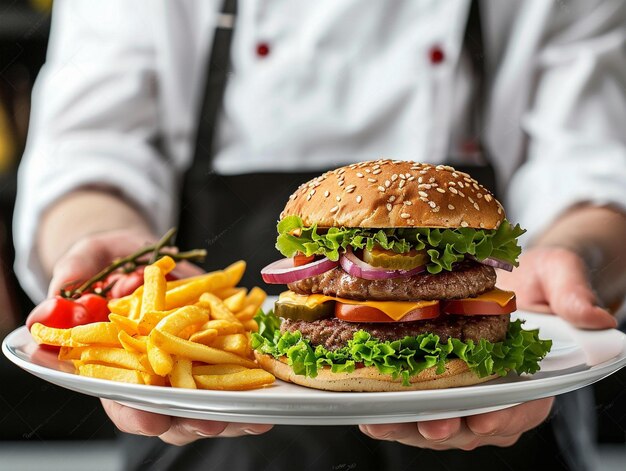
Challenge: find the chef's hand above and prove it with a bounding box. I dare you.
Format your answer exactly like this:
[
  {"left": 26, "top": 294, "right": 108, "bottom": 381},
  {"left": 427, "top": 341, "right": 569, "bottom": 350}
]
[
  {"left": 361, "top": 245, "right": 615, "bottom": 450},
  {"left": 48, "top": 229, "right": 273, "bottom": 445}
]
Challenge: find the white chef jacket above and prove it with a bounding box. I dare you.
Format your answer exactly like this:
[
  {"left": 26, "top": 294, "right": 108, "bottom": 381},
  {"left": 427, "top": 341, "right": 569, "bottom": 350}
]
[{"left": 14, "top": 0, "right": 626, "bottom": 301}]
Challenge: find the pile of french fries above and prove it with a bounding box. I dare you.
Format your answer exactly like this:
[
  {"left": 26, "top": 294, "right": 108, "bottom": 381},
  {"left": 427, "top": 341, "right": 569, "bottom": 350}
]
[{"left": 30, "top": 258, "right": 276, "bottom": 390}]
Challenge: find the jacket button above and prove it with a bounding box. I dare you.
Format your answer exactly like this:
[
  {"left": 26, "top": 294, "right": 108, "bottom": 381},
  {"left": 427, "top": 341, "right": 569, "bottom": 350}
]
[
  {"left": 256, "top": 42, "right": 270, "bottom": 57},
  {"left": 429, "top": 45, "right": 445, "bottom": 64}
]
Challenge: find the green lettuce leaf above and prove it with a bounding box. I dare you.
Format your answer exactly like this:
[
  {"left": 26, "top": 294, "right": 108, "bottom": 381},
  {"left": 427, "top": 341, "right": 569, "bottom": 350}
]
[
  {"left": 251, "top": 310, "right": 552, "bottom": 386},
  {"left": 275, "top": 215, "right": 525, "bottom": 273}
]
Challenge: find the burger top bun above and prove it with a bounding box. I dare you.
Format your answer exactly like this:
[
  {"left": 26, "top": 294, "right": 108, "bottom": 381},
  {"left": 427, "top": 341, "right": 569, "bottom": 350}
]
[
  {"left": 255, "top": 352, "right": 496, "bottom": 392},
  {"left": 281, "top": 160, "right": 505, "bottom": 230}
]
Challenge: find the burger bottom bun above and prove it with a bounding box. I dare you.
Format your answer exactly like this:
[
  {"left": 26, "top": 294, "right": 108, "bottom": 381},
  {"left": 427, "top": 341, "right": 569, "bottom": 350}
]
[{"left": 254, "top": 351, "right": 497, "bottom": 392}]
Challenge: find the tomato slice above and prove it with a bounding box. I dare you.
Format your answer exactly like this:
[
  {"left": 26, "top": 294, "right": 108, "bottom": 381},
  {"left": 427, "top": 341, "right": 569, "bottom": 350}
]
[
  {"left": 442, "top": 296, "right": 517, "bottom": 316},
  {"left": 335, "top": 302, "right": 440, "bottom": 323},
  {"left": 294, "top": 253, "right": 316, "bottom": 267}
]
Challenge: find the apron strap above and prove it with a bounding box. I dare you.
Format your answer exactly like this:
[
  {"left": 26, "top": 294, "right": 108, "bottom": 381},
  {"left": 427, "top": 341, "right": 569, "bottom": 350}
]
[{"left": 191, "top": 0, "right": 237, "bottom": 176}]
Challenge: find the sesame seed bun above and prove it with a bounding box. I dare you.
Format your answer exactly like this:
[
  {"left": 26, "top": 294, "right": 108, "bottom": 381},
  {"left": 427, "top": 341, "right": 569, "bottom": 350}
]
[
  {"left": 254, "top": 351, "right": 497, "bottom": 392},
  {"left": 281, "top": 160, "right": 504, "bottom": 230}
]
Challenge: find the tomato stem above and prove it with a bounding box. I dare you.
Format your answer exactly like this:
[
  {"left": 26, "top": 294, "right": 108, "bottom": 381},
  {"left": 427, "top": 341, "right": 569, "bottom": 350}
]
[{"left": 62, "top": 227, "right": 206, "bottom": 299}]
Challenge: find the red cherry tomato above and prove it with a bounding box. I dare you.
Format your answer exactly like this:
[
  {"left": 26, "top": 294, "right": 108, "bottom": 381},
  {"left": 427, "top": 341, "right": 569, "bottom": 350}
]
[
  {"left": 75, "top": 293, "right": 110, "bottom": 323},
  {"left": 294, "top": 254, "right": 315, "bottom": 267},
  {"left": 441, "top": 296, "right": 517, "bottom": 316},
  {"left": 26, "top": 296, "right": 88, "bottom": 331},
  {"left": 334, "top": 302, "right": 440, "bottom": 323}
]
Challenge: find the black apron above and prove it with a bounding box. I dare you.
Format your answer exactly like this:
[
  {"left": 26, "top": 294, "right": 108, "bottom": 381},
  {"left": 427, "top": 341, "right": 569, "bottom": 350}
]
[{"left": 121, "top": 1, "right": 589, "bottom": 469}]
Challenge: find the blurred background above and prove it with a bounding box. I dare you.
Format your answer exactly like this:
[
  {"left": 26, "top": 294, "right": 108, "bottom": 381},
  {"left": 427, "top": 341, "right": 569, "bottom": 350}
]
[{"left": 0, "top": 1, "right": 625, "bottom": 470}]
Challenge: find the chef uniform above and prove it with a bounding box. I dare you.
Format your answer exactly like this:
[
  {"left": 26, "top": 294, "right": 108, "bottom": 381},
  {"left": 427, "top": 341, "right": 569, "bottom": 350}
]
[{"left": 14, "top": 1, "right": 626, "bottom": 470}]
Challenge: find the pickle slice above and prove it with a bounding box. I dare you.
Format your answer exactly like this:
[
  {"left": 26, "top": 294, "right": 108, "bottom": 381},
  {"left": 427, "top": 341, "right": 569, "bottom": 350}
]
[
  {"left": 362, "top": 246, "right": 428, "bottom": 270},
  {"left": 275, "top": 300, "right": 335, "bottom": 322}
]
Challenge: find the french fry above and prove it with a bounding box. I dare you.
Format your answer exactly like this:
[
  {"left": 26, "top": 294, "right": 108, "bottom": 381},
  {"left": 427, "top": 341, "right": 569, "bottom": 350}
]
[
  {"left": 147, "top": 336, "right": 174, "bottom": 376},
  {"left": 80, "top": 347, "right": 147, "bottom": 372},
  {"left": 128, "top": 292, "right": 143, "bottom": 321},
  {"left": 155, "top": 305, "right": 209, "bottom": 336},
  {"left": 194, "top": 369, "right": 275, "bottom": 391},
  {"left": 71, "top": 323, "right": 120, "bottom": 347},
  {"left": 202, "top": 319, "right": 243, "bottom": 335},
  {"left": 223, "top": 290, "right": 247, "bottom": 312},
  {"left": 118, "top": 331, "right": 147, "bottom": 353},
  {"left": 165, "top": 272, "right": 230, "bottom": 310},
  {"left": 31, "top": 323, "right": 82, "bottom": 347},
  {"left": 109, "top": 314, "right": 138, "bottom": 335},
  {"left": 224, "top": 260, "right": 246, "bottom": 287},
  {"left": 78, "top": 364, "right": 144, "bottom": 384},
  {"left": 138, "top": 309, "right": 174, "bottom": 336},
  {"left": 140, "top": 265, "right": 167, "bottom": 318},
  {"left": 169, "top": 356, "right": 196, "bottom": 389},
  {"left": 209, "top": 334, "right": 249, "bottom": 357},
  {"left": 141, "top": 372, "right": 167, "bottom": 386},
  {"left": 198, "top": 293, "right": 241, "bottom": 324},
  {"left": 153, "top": 255, "right": 176, "bottom": 275},
  {"left": 188, "top": 328, "right": 219, "bottom": 345},
  {"left": 245, "top": 287, "right": 267, "bottom": 311},
  {"left": 192, "top": 364, "right": 248, "bottom": 375},
  {"left": 150, "top": 329, "right": 256, "bottom": 368},
  {"left": 107, "top": 296, "right": 132, "bottom": 316},
  {"left": 242, "top": 319, "right": 259, "bottom": 332},
  {"left": 58, "top": 346, "right": 86, "bottom": 360},
  {"left": 235, "top": 305, "right": 257, "bottom": 322},
  {"left": 214, "top": 287, "right": 245, "bottom": 299}
]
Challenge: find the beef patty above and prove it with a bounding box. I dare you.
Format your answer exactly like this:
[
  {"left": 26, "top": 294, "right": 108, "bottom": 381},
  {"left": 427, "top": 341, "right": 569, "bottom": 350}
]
[
  {"left": 281, "top": 314, "right": 510, "bottom": 351},
  {"left": 288, "top": 261, "right": 496, "bottom": 301}
]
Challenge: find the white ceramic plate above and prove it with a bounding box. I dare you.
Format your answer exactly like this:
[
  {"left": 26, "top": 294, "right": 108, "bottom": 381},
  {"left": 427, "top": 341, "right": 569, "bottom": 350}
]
[{"left": 4, "top": 311, "right": 626, "bottom": 425}]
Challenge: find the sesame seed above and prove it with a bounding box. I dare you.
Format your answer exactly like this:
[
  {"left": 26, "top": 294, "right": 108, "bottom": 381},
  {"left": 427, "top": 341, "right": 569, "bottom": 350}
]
[
  {"left": 399, "top": 180, "right": 406, "bottom": 189},
  {"left": 289, "top": 194, "right": 296, "bottom": 200},
  {"left": 391, "top": 174, "right": 398, "bottom": 182},
  {"left": 449, "top": 187, "right": 458, "bottom": 194},
  {"left": 436, "top": 187, "right": 446, "bottom": 193},
  {"left": 448, "top": 204, "right": 455, "bottom": 210},
  {"left": 468, "top": 197, "right": 474, "bottom": 204},
  {"left": 479, "top": 222, "right": 485, "bottom": 228},
  {"left": 336, "top": 196, "right": 341, "bottom": 202},
  {"left": 365, "top": 169, "right": 371, "bottom": 173},
  {"left": 474, "top": 203, "right": 480, "bottom": 210},
  {"left": 330, "top": 205, "right": 339, "bottom": 213},
  {"left": 448, "top": 181, "right": 456, "bottom": 186},
  {"left": 306, "top": 194, "right": 311, "bottom": 201},
  {"left": 310, "top": 189, "right": 316, "bottom": 196},
  {"left": 458, "top": 182, "right": 464, "bottom": 188},
  {"left": 485, "top": 194, "right": 493, "bottom": 202},
  {"left": 452, "top": 172, "right": 459, "bottom": 177},
  {"left": 373, "top": 164, "right": 381, "bottom": 170},
  {"left": 477, "top": 193, "right": 483, "bottom": 199},
  {"left": 399, "top": 174, "right": 406, "bottom": 180},
  {"left": 378, "top": 186, "right": 386, "bottom": 193},
  {"left": 419, "top": 184, "right": 432, "bottom": 190},
  {"left": 324, "top": 190, "right": 330, "bottom": 197},
  {"left": 420, "top": 197, "right": 429, "bottom": 202},
  {"left": 384, "top": 180, "right": 390, "bottom": 188},
  {"left": 401, "top": 213, "right": 411, "bottom": 219},
  {"left": 461, "top": 221, "right": 469, "bottom": 228},
  {"left": 429, "top": 177, "right": 435, "bottom": 183},
  {"left": 419, "top": 170, "right": 428, "bottom": 174},
  {"left": 428, "top": 201, "right": 436, "bottom": 208},
  {"left": 368, "top": 178, "right": 377, "bottom": 183},
  {"left": 473, "top": 183, "right": 480, "bottom": 190},
  {"left": 356, "top": 172, "right": 364, "bottom": 178},
  {"left": 418, "top": 191, "right": 428, "bottom": 198},
  {"left": 405, "top": 173, "right": 411, "bottom": 178},
  {"left": 405, "top": 201, "right": 412, "bottom": 206},
  {"left": 459, "top": 191, "right": 465, "bottom": 197},
  {"left": 388, "top": 195, "right": 396, "bottom": 202},
  {"left": 345, "top": 184, "right": 356, "bottom": 192},
  {"left": 386, "top": 203, "right": 393, "bottom": 211},
  {"left": 418, "top": 176, "right": 423, "bottom": 183},
  {"left": 408, "top": 176, "right": 416, "bottom": 181},
  {"left": 432, "top": 206, "right": 440, "bottom": 212},
  {"left": 338, "top": 181, "right": 344, "bottom": 186},
  {"left": 337, "top": 168, "right": 346, "bottom": 174},
  {"left": 356, "top": 195, "right": 362, "bottom": 203},
  {"left": 497, "top": 207, "right": 502, "bottom": 214},
  {"left": 464, "top": 177, "right": 472, "bottom": 183},
  {"left": 372, "top": 169, "right": 382, "bottom": 175}
]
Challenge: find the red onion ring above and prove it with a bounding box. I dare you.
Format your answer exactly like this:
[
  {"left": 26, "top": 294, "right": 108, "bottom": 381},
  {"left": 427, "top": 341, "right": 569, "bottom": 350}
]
[
  {"left": 469, "top": 255, "right": 514, "bottom": 272},
  {"left": 261, "top": 257, "right": 338, "bottom": 284},
  {"left": 339, "top": 248, "right": 426, "bottom": 280}
]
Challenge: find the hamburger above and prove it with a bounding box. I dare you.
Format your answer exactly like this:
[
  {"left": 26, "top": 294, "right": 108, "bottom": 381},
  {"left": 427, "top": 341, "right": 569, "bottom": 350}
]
[{"left": 252, "top": 160, "right": 551, "bottom": 391}]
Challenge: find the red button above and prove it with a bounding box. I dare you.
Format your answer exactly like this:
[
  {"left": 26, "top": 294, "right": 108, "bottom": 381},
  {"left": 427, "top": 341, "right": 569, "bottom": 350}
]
[
  {"left": 256, "top": 42, "right": 270, "bottom": 57},
  {"left": 429, "top": 45, "right": 445, "bottom": 64}
]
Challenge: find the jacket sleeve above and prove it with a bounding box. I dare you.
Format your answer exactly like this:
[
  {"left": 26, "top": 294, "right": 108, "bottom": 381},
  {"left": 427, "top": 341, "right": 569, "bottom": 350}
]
[
  {"left": 506, "top": 0, "right": 626, "bottom": 244},
  {"left": 14, "top": 0, "right": 178, "bottom": 301}
]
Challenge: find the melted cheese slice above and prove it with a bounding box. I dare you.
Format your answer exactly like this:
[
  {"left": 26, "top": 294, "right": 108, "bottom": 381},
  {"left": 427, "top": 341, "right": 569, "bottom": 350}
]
[{"left": 278, "top": 288, "right": 515, "bottom": 321}]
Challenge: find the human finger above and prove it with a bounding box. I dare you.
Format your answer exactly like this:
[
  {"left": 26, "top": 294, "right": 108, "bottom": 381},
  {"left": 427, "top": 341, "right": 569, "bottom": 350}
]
[
  {"left": 465, "top": 398, "right": 554, "bottom": 437},
  {"left": 101, "top": 399, "right": 171, "bottom": 436}
]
